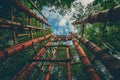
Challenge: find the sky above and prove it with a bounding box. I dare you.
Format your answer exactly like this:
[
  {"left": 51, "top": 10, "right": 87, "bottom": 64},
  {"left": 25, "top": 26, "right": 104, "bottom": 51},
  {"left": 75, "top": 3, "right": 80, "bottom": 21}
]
[{"left": 42, "top": 0, "right": 94, "bottom": 35}]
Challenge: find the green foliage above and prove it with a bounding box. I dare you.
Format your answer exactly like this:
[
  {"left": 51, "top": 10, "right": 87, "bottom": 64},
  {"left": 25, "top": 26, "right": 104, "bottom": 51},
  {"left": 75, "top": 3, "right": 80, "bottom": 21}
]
[
  {"left": 71, "top": 64, "right": 88, "bottom": 80},
  {"left": 93, "top": 0, "right": 120, "bottom": 9},
  {"left": 35, "top": 0, "right": 75, "bottom": 9},
  {"left": 23, "top": 0, "right": 32, "bottom": 9},
  {"left": 76, "top": 1, "right": 120, "bottom": 55},
  {"left": 84, "top": 23, "right": 102, "bottom": 44},
  {"left": 84, "top": 3, "right": 102, "bottom": 16},
  {"left": 72, "top": 1, "right": 84, "bottom": 19},
  {"left": 75, "top": 2, "right": 120, "bottom": 79},
  {"left": 0, "top": 48, "right": 36, "bottom": 79},
  {"left": 0, "top": 0, "right": 11, "bottom": 19}
]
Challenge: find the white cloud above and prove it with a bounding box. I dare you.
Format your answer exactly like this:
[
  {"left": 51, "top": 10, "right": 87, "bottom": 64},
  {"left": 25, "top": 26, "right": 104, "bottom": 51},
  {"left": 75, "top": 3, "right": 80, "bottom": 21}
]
[
  {"left": 59, "top": 18, "right": 67, "bottom": 27},
  {"left": 42, "top": 6, "right": 62, "bottom": 20},
  {"left": 71, "top": 7, "right": 76, "bottom": 13},
  {"left": 53, "top": 29, "right": 64, "bottom": 35},
  {"left": 58, "top": 14, "right": 70, "bottom": 27},
  {"left": 79, "top": 0, "right": 94, "bottom": 6},
  {"left": 42, "top": 0, "right": 94, "bottom": 35}
]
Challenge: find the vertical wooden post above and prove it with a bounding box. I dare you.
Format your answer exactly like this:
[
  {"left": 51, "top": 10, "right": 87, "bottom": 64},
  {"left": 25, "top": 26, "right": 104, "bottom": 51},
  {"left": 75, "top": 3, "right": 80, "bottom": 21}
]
[
  {"left": 11, "top": 28, "right": 17, "bottom": 45},
  {"left": 71, "top": 37, "right": 100, "bottom": 80},
  {"left": 71, "top": 32, "right": 120, "bottom": 79},
  {"left": 81, "top": 24, "right": 85, "bottom": 37},
  {"left": 11, "top": 6, "right": 14, "bottom": 21},
  {"left": 11, "top": 6, "right": 17, "bottom": 45},
  {"left": 29, "top": 28, "right": 33, "bottom": 39},
  {"left": 45, "top": 39, "right": 60, "bottom": 80},
  {"left": 66, "top": 38, "right": 72, "bottom": 80},
  {"left": 28, "top": 17, "right": 33, "bottom": 39}
]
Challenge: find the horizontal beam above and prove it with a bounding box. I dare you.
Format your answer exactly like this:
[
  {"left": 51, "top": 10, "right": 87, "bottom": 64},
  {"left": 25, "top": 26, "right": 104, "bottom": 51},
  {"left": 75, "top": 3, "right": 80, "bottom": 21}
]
[
  {"left": 49, "top": 39, "right": 72, "bottom": 42},
  {"left": 28, "top": 59, "right": 71, "bottom": 62},
  {"left": 0, "top": 25, "right": 11, "bottom": 28},
  {"left": 71, "top": 61, "right": 82, "bottom": 65},
  {"left": 0, "top": 19, "right": 21, "bottom": 26},
  {"left": 72, "top": 5, "right": 120, "bottom": 24},
  {"left": 0, "top": 19, "right": 46, "bottom": 30},
  {"left": 56, "top": 38, "right": 72, "bottom": 40},
  {"left": 42, "top": 62, "right": 82, "bottom": 66},
  {"left": 42, "top": 64, "right": 66, "bottom": 66},
  {"left": 55, "top": 35, "right": 70, "bottom": 37},
  {"left": 17, "top": 34, "right": 29, "bottom": 37},
  {"left": 25, "top": 25, "right": 46, "bottom": 30},
  {"left": 43, "top": 45, "right": 69, "bottom": 47}
]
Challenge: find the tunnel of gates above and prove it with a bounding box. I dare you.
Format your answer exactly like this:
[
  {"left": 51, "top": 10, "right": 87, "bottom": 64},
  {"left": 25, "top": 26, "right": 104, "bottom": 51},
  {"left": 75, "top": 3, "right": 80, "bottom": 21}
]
[{"left": 0, "top": 0, "right": 120, "bottom": 80}]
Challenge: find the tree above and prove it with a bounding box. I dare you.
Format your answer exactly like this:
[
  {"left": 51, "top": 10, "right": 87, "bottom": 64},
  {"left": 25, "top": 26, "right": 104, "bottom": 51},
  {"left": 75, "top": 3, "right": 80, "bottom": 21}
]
[
  {"left": 33, "top": 0, "right": 75, "bottom": 9},
  {"left": 93, "top": 0, "right": 120, "bottom": 9}
]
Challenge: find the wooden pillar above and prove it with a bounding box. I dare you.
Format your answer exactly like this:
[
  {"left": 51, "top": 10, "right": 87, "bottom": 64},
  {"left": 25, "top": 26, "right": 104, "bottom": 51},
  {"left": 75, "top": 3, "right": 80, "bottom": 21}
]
[
  {"left": 71, "top": 37, "right": 100, "bottom": 80},
  {"left": 71, "top": 32, "right": 120, "bottom": 79},
  {"left": 28, "top": 17, "right": 33, "bottom": 39},
  {"left": 29, "top": 28, "right": 33, "bottom": 39},
  {"left": 45, "top": 39, "right": 60, "bottom": 80},
  {"left": 66, "top": 38, "right": 72, "bottom": 80},
  {"left": 11, "top": 28, "right": 17, "bottom": 45},
  {"left": 11, "top": 6, "right": 17, "bottom": 45},
  {"left": 81, "top": 24, "right": 85, "bottom": 37}
]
